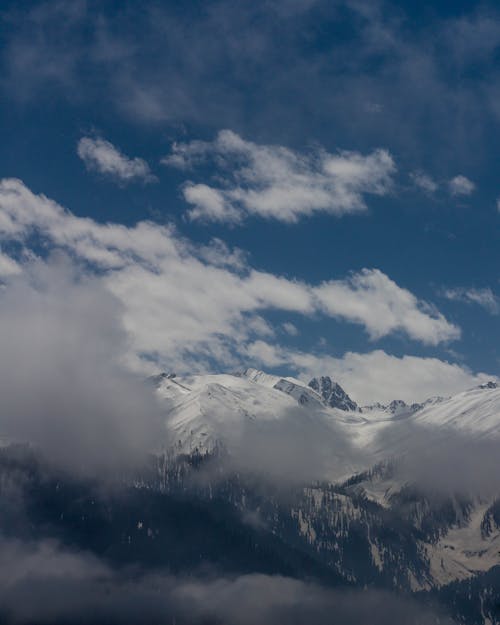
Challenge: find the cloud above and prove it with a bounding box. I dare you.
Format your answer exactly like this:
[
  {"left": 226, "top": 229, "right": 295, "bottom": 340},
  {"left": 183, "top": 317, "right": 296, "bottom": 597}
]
[
  {"left": 242, "top": 343, "right": 492, "bottom": 404},
  {"left": 0, "top": 179, "right": 459, "bottom": 381},
  {"left": 410, "top": 171, "right": 438, "bottom": 193},
  {"left": 443, "top": 286, "right": 499, "bottom": 314},
  {"left": 282, "top": 321, "right": 298, "bottom": 336},
  {"left": 163, "top": 130, "right": 396, "bottom": 223},
  {"left": 188, "top": 401, "right": 364, "bottom": 487},
  {"left": 0, "top": 249, "right": 21, "bottom": 276},
  {"left": 0, "top": 178, "right": 489, "bottom": 408},
  {"left": 448, "top": 175, "right": 475, "bottom": 196},
  {"left": 182, "top": 182, "right": 241, "bottom": 223},
  {"left": 315, "top": 269, "right": 460, "bottom": 345},
  {"left": 77, "top": 137, "right": 157, "bottom": 184},
  {"left": 0, "top": 537, "right": 453, "bottom": 625},
  {"left": 0, "top": 254, "right": 164, "bottom": 476},
  {"left": 387, "top": 427, "right": 500, "bottom": 498},
  {"left": 5, "top": 0, "right": 500, "bottom": 175}
]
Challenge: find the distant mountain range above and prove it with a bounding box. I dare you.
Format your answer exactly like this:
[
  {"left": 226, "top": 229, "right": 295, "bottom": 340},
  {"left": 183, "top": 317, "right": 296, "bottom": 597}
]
[{"left": 1, "top": 370, "right": 499, "bottom": 624}]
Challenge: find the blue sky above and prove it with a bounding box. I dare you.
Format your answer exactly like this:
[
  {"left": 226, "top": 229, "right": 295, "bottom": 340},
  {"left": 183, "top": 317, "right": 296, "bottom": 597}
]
[{"left": 0, "top": 0, "right": 498, "bottom": 403}]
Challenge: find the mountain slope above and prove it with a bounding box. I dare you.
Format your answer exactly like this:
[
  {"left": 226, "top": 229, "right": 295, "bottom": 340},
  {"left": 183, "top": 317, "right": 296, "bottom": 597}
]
[{"left": 155, "top": 370, "right": 500, "bottom": 463}]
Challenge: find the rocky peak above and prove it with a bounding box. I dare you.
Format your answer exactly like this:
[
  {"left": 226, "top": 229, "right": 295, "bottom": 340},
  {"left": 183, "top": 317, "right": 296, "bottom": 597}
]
[
  {"left": 308, "top": 376, "right": 359, "bottom": 412},
  {"left": 478, "top": 380, "right": 498, "bottom": 390},
  {"left": 148, "top": 372, "right": 176, "bottom": 387}
]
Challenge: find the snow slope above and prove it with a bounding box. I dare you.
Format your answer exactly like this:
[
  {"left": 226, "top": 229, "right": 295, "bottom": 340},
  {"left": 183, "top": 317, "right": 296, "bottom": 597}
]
[
  {"left": 155, "top": 370, "right": 500, "bottom": 468},
  {"left": 413, "top": 383, "right": 500, "bottom": 439},
  {"left": 157, "top": 372, "right": 303, "bottom": 455}
]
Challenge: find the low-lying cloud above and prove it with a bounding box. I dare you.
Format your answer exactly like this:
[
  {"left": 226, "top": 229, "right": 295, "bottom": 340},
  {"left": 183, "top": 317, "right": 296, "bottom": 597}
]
[
  {"left": 0, "top": 255, "right": 164, "bottom": 477},
  {"left": 385, "top": 426, "right": 500, "bottom": 499},
  {"left": 199, "top": 404, "right": 366, "bottom": 486},
  {"left": 0, "top": 536, "right": 454, "bottom": 625}
]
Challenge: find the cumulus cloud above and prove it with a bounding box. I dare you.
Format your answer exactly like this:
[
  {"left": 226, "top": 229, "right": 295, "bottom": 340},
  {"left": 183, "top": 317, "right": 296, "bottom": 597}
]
[
  {"left": 0, "top": 254, "right": 164, "bottom": 476},
  {"left": 443, "top": 286, "right": 499, "bottom": 314},
  {"left": 315, "top": 269, "right": 460, "bottom": 345},
  {"left": 448, "top": 175, "right": 475, "bottom": 196},
  {"left": 410, "top": 171, "right": 438, "bottom": 193},
  {"left": 0, "top": 179, "right": 460, "bottom": 382},
  {"left": 77, "top": 137, "right": 157, "bottom": 184},
  {"left": 162, "top": 130, "right": 396, "bottom": 223}
]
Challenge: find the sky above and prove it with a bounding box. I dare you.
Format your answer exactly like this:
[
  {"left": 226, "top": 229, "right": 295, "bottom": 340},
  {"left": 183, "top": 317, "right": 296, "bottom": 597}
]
[{"left": 0, "top": 0, "right": 499, "bottom": 404}]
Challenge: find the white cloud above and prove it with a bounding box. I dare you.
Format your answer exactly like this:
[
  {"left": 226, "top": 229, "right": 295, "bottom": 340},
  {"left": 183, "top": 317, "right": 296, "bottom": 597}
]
[
  {"left": 443, "top": 286, "right": 499, "bottom": 314},
  {"left": 77, "top": 137, "right": 157, "bottom": 184},
  {"left": 0, "top": 250, "right": 21, "bottom": 276},
  {"left": 410, "top": 171, "right": 438, "bottom": 193},
  {"left": 301, "top": 350, "right": 492, "bottom": 405},
  {"left": 448, "top": 174, "right": 475, "bottom": 196},
  {"left": 282, "top": 322, "right": 298, "bottom": 336},
  {"left": 0, "top": 256, "right": 164, "bottom": 475},
  {"left": 0, "top": 179, "right": 462, "bottom": 380},
  {"left": 183, "top": 183, "right": 241, "bottom": 223},
  {"left": 315, "top": 269, "right": 460, "bottom": 345},
  {"left": 162, "top": 130, "right": 396, "bottom": 223},
  {"left": 242, "top": 343, "right": 492, "bottom": 404}
]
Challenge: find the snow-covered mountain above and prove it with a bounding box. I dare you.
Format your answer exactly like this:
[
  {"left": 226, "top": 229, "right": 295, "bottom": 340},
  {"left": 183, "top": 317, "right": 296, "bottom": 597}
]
[
  {"left": 154, "top": 370, "right": 302, "bottom": 455},
  {"left": 152, "top": 369, "right": 500, "bottom": 588},
  {"left": 1, "top": 368, "right": 499, "bottom": 625},
  {"left": 412, "top": 383, "right": 500, "bottom": 438},
  {"left": 154, "top": 369, "right": 500, "bottom": 460},
  {"left": 154, "top": 369, "right": 342, "bottom": 454}
]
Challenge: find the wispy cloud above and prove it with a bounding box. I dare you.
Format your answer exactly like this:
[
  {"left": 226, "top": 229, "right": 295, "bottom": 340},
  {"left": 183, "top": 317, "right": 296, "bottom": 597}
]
[
  {"left": 4, "top": 1, "right": 500, "bottom": 171},
  {"left": 162, "top": 130, "right": 396, "bottom": 223},
  {"left": 409, "top": 171, "right": 438, "bottom": 194},
  {"left": 282, "top": 321, "right": 298, "bottom": 336},
  {"left": 443, "top": 286, "right": 499, "bottom": 314},
  {"left": 77, "top": 137, "right": 157, "bottom": 184}
]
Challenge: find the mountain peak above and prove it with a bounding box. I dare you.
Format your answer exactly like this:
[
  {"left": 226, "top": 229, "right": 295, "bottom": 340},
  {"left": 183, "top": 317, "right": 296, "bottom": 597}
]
[
  {"left": 148, "top": 372, "right": 176, "bottom": 386},
  {"left": 307, "top": 376, "right": 359, "bottom": 412},
  {"left": 478, "top": 380, "right": 498, "bottom": 390}
]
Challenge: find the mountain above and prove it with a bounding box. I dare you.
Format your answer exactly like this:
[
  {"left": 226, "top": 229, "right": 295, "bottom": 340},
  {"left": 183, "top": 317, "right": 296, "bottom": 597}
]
[
  {"left": 412, "top": 383, "right": 500, "bottom": 438},
  {"left": 153, "top": 368, "right": 357, "bottom": 456},
  {"left": 1, "top": 369, "right": 499, "bottom": 624},
  {"left": 154, "top": 370, "right": 303, "bottom": 456},
  {"left": 154, "top": 370, "right": 500, "bottom": 466},
  {"left": 308, "top": 375, "right": 360, "bottom": 411}
]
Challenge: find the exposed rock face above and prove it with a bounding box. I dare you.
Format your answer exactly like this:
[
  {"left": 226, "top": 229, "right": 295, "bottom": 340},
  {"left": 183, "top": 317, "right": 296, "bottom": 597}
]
[{"left": 308, "top": 376, "right": 359, "bottom": 412}]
